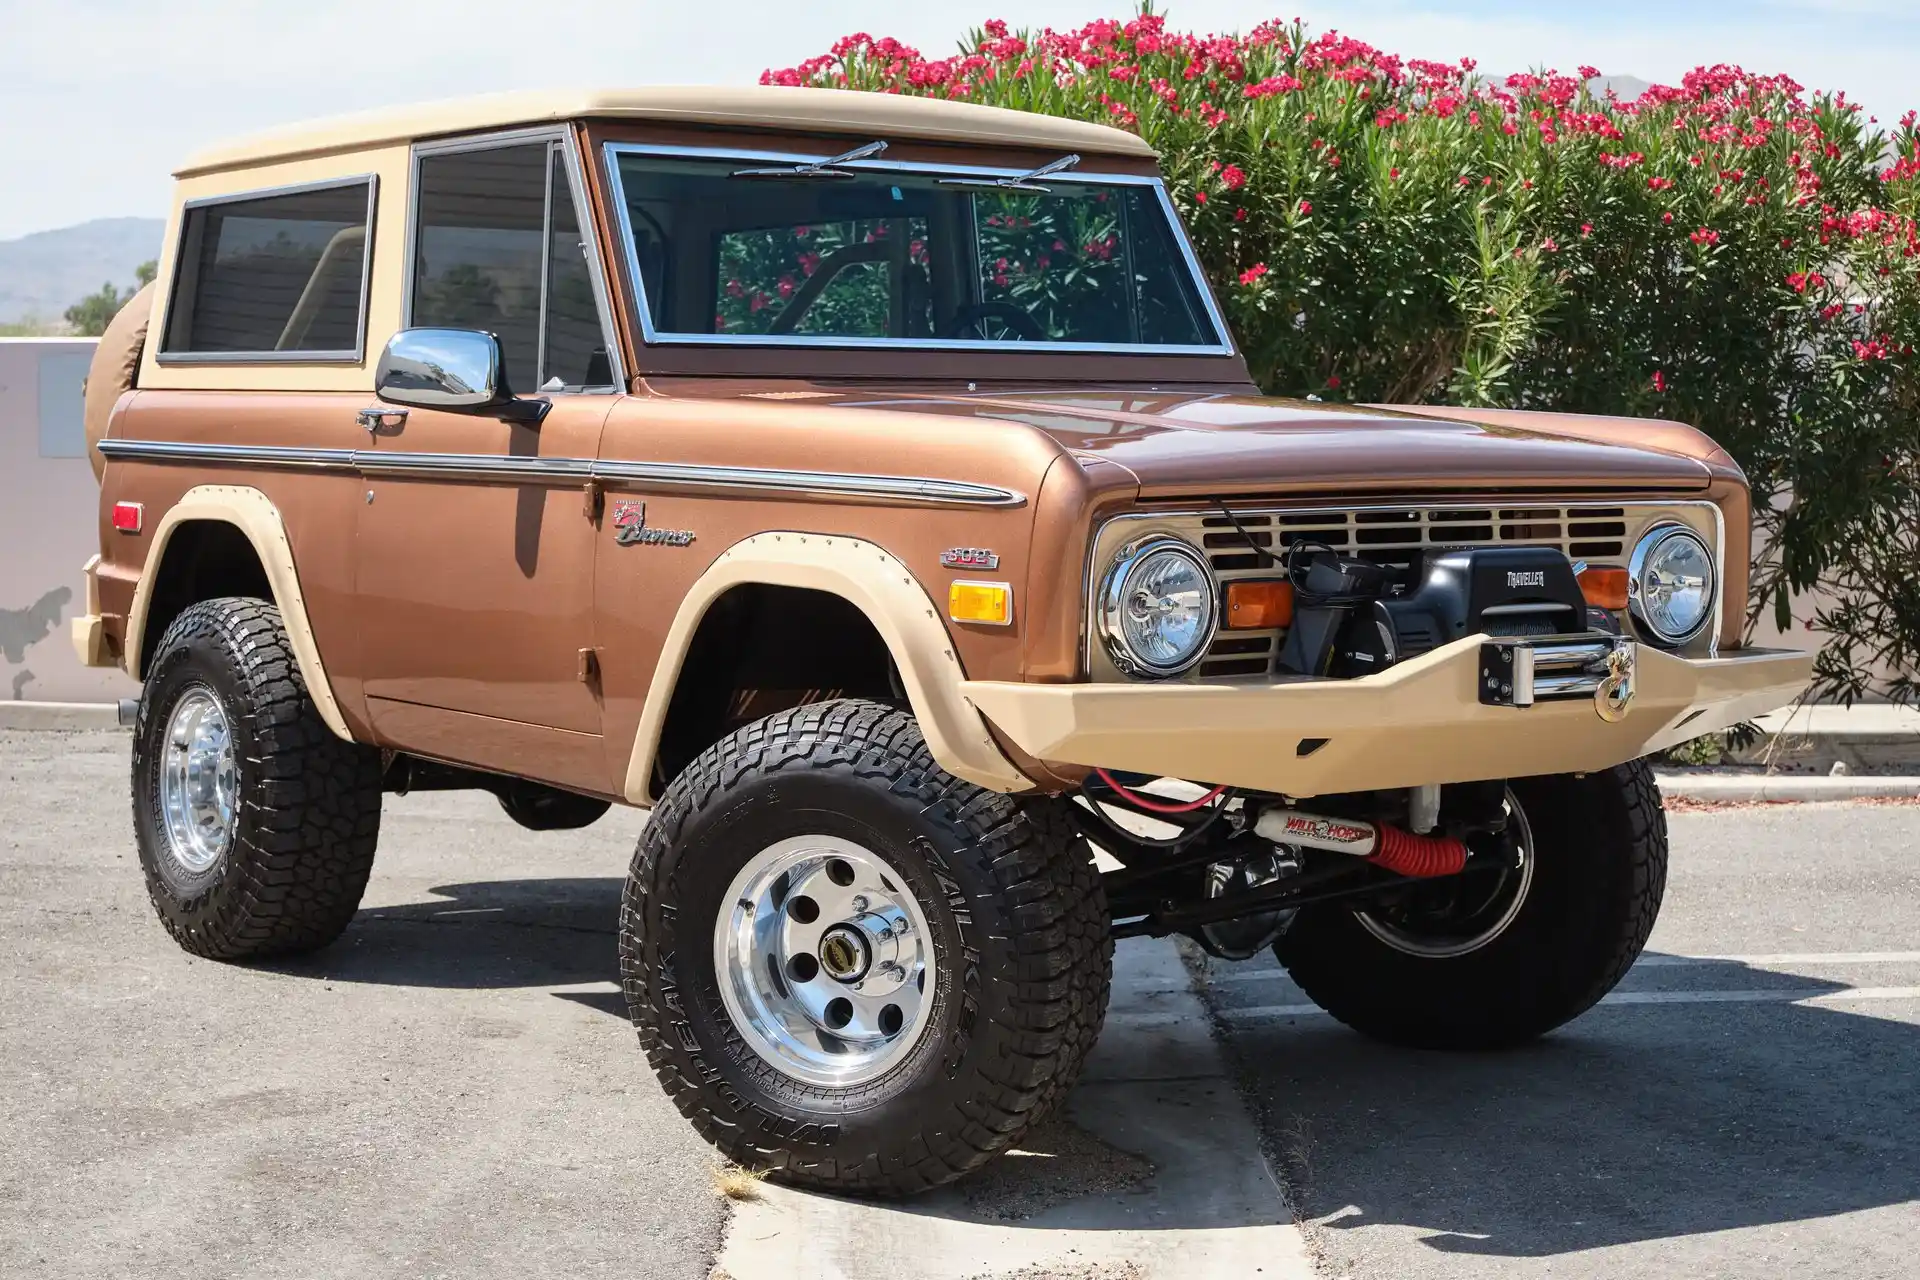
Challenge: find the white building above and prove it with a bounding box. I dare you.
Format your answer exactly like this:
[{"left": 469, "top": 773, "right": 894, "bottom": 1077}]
[{"left": 0, "top": 337, "right": 136, "bottom": 704}]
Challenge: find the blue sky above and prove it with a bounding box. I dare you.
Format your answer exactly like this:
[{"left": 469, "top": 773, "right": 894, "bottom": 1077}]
[{"left": 1, "top": 0, "right": 1915, "bottom": 240}]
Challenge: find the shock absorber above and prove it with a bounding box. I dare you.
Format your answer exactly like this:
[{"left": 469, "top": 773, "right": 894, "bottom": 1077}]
[{"left": 1251, "top": 807, "right": 1467, "bottom": 878}]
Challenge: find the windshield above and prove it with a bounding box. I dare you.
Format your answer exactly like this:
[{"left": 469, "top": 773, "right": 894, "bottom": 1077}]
[{"left": 607, "top": 147, "right": 1227, "bottom": 353}]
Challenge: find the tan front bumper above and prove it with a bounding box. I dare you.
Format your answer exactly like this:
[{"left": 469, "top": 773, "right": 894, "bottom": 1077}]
[{"left": 962, "top": 637, "right": 1813, "bottom": 797}]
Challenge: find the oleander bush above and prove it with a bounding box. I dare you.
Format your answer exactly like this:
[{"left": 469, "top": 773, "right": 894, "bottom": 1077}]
[{"left": 767, "top": 7, "right": 1920, "bottom": 703}]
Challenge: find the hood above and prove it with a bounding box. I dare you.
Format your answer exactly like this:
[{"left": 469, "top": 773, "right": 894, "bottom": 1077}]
[
  {"left": 638, "top": 382, "right": 1731, "bottom": 501},
  {"left": 839, "top": 390, "right": 1719, "bottom": 498}
]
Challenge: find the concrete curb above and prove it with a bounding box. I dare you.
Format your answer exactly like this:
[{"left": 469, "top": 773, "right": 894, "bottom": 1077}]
[
  {"left": 0, "top": 702, "right": 125, "bottom": 731},
  {"left": 1656, "top": 772, "right": 1920, "bottom": 803},
  {"left": 715, "top": 936, "right": 1312, "bottom": 1280}
]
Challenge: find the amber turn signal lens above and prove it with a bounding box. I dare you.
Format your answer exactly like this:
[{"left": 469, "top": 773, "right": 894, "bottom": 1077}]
[
  {"left": 949, "top": 580, "right": 1012, "bottom": 626},
  {"left": 1578, "top": 565, "right": 1630, "bottom": 612},
  {"left": 1224, "top": 579, "right": 1294, "bottom": 630}
]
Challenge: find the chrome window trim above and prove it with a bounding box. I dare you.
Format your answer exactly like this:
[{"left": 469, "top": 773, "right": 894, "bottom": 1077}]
[
  {"left": 402, "top": 128, "right": 627, "bottom": 393},
  {"left": 601, "top": 141, "right": 1234, "bottom": 357},
  {"left": 157, "top": 173, "right": 379, "bottom": 366},
  {"left": 93, "top": 437, "right": 1025, "bottom": 508},
  {"left": 1082, "top": 498, "right": 1726, "bottom": 678}
]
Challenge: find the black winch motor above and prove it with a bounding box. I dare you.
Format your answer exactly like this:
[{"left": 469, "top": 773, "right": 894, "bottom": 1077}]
[{"left": 1276, "top": 545, "right": 1600, "bottom": 678}]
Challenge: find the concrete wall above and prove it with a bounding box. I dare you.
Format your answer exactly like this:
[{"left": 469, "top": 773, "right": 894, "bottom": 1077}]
[{"left": 0, "top": 338, "right": 137, "bottom": 704}]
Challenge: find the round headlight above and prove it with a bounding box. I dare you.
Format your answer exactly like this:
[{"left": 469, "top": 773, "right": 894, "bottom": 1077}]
[
  {"left": 1098, "top": 537, "right": 1218, "bottom": 677},
  {"left": 1629, "top": 524, "right": 1715, "bottom": 644}
]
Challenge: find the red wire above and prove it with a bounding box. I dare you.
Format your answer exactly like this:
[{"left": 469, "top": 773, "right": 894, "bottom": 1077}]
[{"left": 1093, "top": 768, "right": 1227, "bottom": 815}]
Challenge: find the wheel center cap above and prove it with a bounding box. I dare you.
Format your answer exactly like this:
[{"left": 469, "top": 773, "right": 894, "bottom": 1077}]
[{"left": 818, "top": 926, "right": 871, "bottom": 983}]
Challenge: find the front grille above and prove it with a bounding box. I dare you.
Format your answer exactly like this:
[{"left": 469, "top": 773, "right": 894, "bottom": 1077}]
[
  {"left": 1191, "top": 504, "right": 1629, "bottom": 678},
  {"left": 1087, "top": 500, "right": 1718, "bottom": 682}
]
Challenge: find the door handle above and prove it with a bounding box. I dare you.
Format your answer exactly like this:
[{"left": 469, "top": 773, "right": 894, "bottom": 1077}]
[{"left": 356, "top": 407, "right": 409, "bottom": 435}]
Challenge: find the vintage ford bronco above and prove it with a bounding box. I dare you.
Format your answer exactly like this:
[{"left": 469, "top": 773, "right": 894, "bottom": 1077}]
[{"left": 75, "top": 86, "right": 1811, "bottom": 1194}]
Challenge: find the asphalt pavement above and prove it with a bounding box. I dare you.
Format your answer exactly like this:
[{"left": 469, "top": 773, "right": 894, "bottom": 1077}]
[
  {"left": 1195, "top": 799, "right": 1920, "bottom": 1280},
  {"left": 4, "top": 728, "right": 1916, "bottom": 1279},
  {"left": 0, "top": 729, "right": 725, "bottom": 1280}
]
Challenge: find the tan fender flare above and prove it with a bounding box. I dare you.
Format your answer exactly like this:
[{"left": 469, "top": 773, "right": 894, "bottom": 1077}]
[
  {"left": 126, "top": 485, "right": 353, "bottom": 742},
  {"left": 622, "top": 532, "right": 1032, "bottom": 806}
]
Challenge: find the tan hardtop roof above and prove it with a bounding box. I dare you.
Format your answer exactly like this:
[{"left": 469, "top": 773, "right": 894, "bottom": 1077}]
[{"left": 176, "top": 85, "right": 1158, "bottom": 177}]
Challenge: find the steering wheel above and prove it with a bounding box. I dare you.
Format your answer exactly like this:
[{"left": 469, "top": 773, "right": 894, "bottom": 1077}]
[{"left": 942, "top": 302, "right": 1046, "bottom": 342}]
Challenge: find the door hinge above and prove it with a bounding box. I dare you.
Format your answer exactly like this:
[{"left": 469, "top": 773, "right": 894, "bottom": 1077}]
[
  {"left": 577, "top": 647, "right": 602, "bottom": 688},
  {"left": 583, "top": 479, "right": 605, "bottom": 524}
]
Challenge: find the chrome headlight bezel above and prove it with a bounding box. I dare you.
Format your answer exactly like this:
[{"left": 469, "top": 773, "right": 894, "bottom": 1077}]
[
  {"left": 1627, "top": 522, "right": 1716, "bottom": 645},
  {"left": 1097, "top": 536, "right": 1219, "bottom": 679}
]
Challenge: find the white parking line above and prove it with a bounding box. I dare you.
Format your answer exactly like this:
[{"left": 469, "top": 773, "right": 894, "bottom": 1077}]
[
  {"left": 717, "top": 938, "right": 1313, "bottom": 1280},
  {"left": 1204, "top": 951, "right": 1920, "bottom": 984},
  {"left": 1218, "top": 986, "right": 1920, "bottom": 1023},
  {"left": 1634, "top": 951, "right": 1920, "bottom": 967}
]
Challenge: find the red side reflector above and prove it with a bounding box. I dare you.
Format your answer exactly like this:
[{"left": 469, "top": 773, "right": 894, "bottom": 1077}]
[
  {"left": 1578, "top": 565, "right": 1630, "bottom": 611},
  {"left": 111, "top": 502, "right": 143, "bottom": 533}
]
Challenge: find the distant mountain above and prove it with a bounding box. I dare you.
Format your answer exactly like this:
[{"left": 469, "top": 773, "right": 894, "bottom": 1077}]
[{"left": 0, "top": 218, "right": 165, "bottom": 326}]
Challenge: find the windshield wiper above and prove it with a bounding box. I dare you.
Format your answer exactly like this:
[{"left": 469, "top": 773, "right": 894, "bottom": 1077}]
[
  {"left": 938, "top": 153, "right": 1082, "bottom": 194},
  {"left": 732, "top": 140, "right": 888, "bottom": 180}
]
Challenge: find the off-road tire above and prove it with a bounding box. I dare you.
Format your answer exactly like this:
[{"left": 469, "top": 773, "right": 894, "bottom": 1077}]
[
  {"left": 619, "top": 699, "right": 1111, "bottom": 1196},
  {"left": 1276, "top": 761, "right": 1667, "bottom": 1049},
  {"left": 1017, "top": 797, "right": 1112, "bottom": 1125},
  {"left": 133, "top": 597, "right": 383, "bottom": 960}
]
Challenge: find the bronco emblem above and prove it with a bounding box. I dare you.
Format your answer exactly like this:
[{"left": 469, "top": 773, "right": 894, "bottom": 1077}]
[{"left": 611, "top": 500, "right": 696, "bottom": 548}]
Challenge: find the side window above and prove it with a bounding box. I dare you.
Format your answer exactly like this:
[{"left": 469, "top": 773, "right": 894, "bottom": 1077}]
[
  {"left": 412, "top": 141, "right": 612, "bottom": 393},
  {"left": 161, "top": 178, "right": 373, "bottom": 358}
]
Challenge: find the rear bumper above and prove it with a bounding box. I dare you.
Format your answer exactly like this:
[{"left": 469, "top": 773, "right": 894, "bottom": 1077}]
[
  {"left": 962, "top": 636, "right": 1812, "bottom": 797},
  {"left": 70, "top": 555, "right": 124, "bottom": 669}
]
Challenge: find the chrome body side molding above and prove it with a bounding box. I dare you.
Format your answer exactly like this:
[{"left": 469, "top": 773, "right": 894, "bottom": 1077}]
[{"left": 94, "top": 438, "right": 1026, "bottom": 508}]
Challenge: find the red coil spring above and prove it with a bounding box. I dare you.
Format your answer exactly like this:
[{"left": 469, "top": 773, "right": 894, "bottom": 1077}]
[{"left": 1368, "top": 825, "right": 1469, "bottom": 878}]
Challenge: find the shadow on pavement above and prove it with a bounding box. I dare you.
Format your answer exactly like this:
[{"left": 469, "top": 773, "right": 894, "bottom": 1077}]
[
  {"left": 259, "top": 878, "right": 626, "bottom": 1001},
  {"left": 1221, "top": 953, "right": 1919, "bottom": 1258}
]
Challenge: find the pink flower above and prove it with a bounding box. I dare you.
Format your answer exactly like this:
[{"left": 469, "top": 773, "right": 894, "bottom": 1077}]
[
  {"left": 1234, "top": 207, "right": 1248, "bottom": 221},
  {"left": 1690, "top": 227, "right": 1719, "bottom": 246},
  {"left": 1326, "top": 374, "right": 1342, "bottom": 389},
  {"left": 1194, "top": 190, "right": 1208, "bottom": 205},
  {"left": 1662, "top": 212, "right": 1675, "bottom": 224},
  {"left": 1238, "top": 262, "right": 1270, "bottom": 285},
  {"left": 1581, "top": 223, "right": 1594, "bottom": 236},
  {"left": 1220, "top": 164, "right": 1248, "bottom": 190},
  {"left": 1389, "top": 167, "right": 1401, "bottom": 181},
  {"left": 1542, "top": 237, "right": 1559, "bottom": 252},
  {"left": 1297, "top": 199, "right": 1312, "bottom": 215},
  {"left": 1652, "top": 370, "right": 1667, "bottom": 393}
]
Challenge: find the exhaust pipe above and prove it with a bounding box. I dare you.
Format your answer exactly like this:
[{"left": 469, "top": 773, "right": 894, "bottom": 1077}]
[{"left": 1253, "top": 807, "right": 1467, "bottom": 879}]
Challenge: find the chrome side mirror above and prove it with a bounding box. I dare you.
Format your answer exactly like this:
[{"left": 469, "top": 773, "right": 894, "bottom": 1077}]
[{"left": 374, "top": 328, "right": 547, "bottom": 424}]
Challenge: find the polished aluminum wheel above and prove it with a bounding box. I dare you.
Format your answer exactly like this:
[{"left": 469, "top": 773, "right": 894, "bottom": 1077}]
[
  {"left": 715, "top": 835, "right": 935, "bottom": 1088},
  {"left": 158, "top": 687, "right": 237, "bottom": 873},
  {"left": 1353, "top": 789, "right": 1535, "bottom": 959}
]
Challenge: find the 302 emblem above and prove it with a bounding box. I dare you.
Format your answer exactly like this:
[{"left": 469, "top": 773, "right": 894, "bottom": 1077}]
[
  {"left": 611, "top": 500, "right": 696, "bottom": 548},
  {"left": 940, "top": 547, "right": 999, "bottom": 570}
]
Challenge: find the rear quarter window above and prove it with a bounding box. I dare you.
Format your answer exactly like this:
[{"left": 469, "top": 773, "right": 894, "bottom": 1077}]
[{"left": 160, "top": 177, "right": 375, "bottom": 361}]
